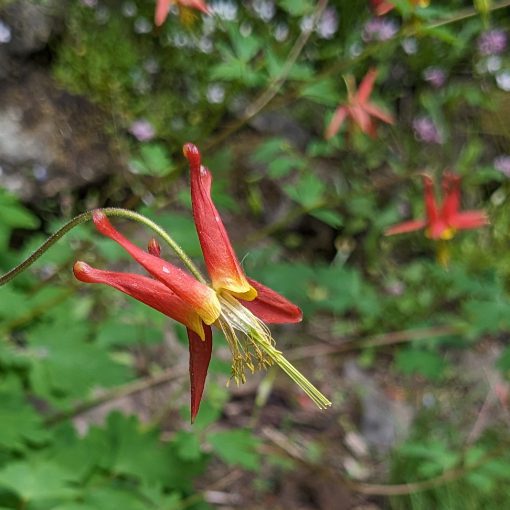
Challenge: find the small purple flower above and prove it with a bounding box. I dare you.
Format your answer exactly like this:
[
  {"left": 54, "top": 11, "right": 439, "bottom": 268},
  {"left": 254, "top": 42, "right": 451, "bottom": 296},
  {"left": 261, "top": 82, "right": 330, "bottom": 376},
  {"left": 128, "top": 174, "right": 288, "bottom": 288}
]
[
  {"left": 412, "top": 116, "right": 443, "bottom": 144},
  {"left": 385, "top": 281, "right": 405, "bottom": 297},
  {"left": 423, "top": 67, "right": 446, "bottom": 88},
  {"left": 477, "top": 29, "right": 507, "bottom": 56},
  {"left": 80, "top": 0, "right": 98, "bottom": 7},
  {"left": 316, "top": 7, "right": 338, "bottom": 40},
  {"left": 362, "top": 18, "right": 398, "bottom": 42},
  {"left": 129, "top": 119, "right": 155, "bottom": 142},
  {"left": 494, "top": 155, "right": 510, "bottom": 177}
]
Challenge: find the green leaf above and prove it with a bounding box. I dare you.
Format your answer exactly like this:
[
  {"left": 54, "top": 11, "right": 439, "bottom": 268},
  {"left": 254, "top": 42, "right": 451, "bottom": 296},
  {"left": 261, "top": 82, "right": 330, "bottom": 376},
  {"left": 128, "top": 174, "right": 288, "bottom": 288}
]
[
  {"left": 0, "top": 387, "right": 49, "bottom": 450},
  {"left": 103, "top": 413, "right": 206, "bottom": 489},
  {"left": 173, "top": 431, "right": 202, "bottom": 461},
  {"left": 278, "top": 0, "right": 314, "bottom": 16},
  {"left": 252, "top": 138, "right": 289, "bottom": 164},
  {"left": 129, "top": 144, "right": 174, "bottom": 177},
  {"left": 96, "top": 320, "right": 162, "bottom": 348},
  {"left": 0, "top": 460, "right": 79, "bottom": 501},
  {"left": 310, "top": 209, "right": 343, "bottom": 228},
  {"left": 208, "top": 429, "right": 261, "bottom": 470},
  {"left": 0, "top": 190, "right": 40, "bottom": 229},
  {"left": 284, "top": 173, "right": 326, "bottom": 209},
  {"left": 300, "top": 78, "right": 339, "bottom": 107},
  {"left": 210, "top": 59, "right": 246, "bottom": 82},
  {"left": 27, "top": 318, "right": 131, "bottom": 407},
  {"left": 497, "top": 346, "right": 510, "bottom": 374},
  {"left": 395, "top": 348, "right": 447, "bottom": 380}
]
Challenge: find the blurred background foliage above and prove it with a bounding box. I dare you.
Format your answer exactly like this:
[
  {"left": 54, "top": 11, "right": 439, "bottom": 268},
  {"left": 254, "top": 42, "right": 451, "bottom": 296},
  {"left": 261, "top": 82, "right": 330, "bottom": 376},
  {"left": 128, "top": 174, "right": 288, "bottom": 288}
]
[{"left": 1, "top": 0, "right": 510, "bottom": 508}]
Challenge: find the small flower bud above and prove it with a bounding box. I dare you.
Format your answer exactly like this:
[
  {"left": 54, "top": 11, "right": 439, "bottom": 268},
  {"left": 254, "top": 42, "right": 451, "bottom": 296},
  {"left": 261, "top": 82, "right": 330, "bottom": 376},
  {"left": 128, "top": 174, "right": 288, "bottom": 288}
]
[{"left": 148, "top": 238, "right": 161, "bottom": 257}]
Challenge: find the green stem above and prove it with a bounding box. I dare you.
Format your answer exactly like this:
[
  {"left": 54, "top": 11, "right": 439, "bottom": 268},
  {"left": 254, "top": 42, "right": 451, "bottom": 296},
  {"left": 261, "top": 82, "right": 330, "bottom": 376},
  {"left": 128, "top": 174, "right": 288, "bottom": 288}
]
[{"left": 0, "top": 208, "right": 206, "bottom": 287}]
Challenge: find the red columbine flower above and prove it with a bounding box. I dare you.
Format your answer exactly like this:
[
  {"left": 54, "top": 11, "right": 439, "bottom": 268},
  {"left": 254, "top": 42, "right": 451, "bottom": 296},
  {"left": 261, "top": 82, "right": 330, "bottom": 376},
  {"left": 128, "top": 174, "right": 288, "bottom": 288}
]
[
  {"left": 370, "top": 0, "right": 430, "bottom": 16},
  {"left": 385, "top": 172, "right": 488, "bottom": 264},
  {"left": 155, "top": 0, "right": 209, "bottom": 27},
  {"left": 74, "top": 144, "right": 330, "bottom": 421},
  {"left": 325, "top": 68, "right": 394, "bottom": 140},
  {"left": 370, "top": 0, "right": 394, "bottom": 15}
]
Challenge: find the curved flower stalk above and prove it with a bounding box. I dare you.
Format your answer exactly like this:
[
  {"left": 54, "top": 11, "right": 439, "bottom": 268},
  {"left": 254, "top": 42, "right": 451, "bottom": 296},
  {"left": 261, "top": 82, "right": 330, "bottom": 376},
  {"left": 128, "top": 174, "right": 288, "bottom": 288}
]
[
  {"left": 385, "top": 172, "right": 489, "bottom": 265},
  {"left": 74, "top": 144, "right": 331, "bottom": 421},
  {"left": 155, "top": 0, "right": 209, "bottom": 27},
  {"left": 325, "top": 68, "right": 394, "bottom": 140}
]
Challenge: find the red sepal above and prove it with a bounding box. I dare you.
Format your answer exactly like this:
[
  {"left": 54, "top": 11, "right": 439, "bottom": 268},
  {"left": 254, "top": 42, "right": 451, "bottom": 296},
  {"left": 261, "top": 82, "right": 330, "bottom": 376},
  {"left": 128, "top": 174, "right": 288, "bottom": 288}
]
[
  {"left": 92, "top": 211, "right": 221, "bottom": 325},
  {"left": 385, "top": 219, "right": 427, "bottom": 236},
  {"left": 183, "top": 144, "right": 256, "bottom": 301},
  {"left": 73, "top": 261, "right": 205, "bottom": 339},
  {"left": 187, "top": 325, "right": 212, "bottom": 423},
  {"left": 240, "top": 278, "right": 302, "bottom": 324}
]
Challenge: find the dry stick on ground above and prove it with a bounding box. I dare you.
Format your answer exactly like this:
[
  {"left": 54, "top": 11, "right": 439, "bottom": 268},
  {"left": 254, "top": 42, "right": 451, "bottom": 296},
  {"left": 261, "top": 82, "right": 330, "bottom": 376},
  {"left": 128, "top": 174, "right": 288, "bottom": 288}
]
[
  {"left": 44, "top": 365, "right": 187, "bottom": 426},
  {"left": 41, "top": 325, "right": 460, "bottom": 425},
  {"left": 261, "top": 426, "right": 504, "bottom": 497},
  {"left": 287, "top": 325, "right": 461, "bottom": 361}
]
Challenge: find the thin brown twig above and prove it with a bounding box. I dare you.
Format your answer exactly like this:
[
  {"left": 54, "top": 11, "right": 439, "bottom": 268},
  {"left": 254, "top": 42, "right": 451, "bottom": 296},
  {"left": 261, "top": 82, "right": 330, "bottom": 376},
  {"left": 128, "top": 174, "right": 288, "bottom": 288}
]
[
  {"left": 261, "top": 426, "right": 502, "bottom": 497},
  {"left": 44, "top": 366, "right": 187, "bottom": 426},
  {"left": 287, "top": 325, "right": 461, "bottom": 360},
  {"left": 426, "top": 0, "right": 510, "bottom": 29}
]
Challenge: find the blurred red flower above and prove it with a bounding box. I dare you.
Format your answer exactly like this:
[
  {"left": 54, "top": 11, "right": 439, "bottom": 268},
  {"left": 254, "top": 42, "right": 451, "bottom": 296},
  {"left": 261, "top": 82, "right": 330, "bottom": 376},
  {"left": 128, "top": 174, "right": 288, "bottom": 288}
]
[
  {"left": 370, "top": 0, "right": 430, "bottom": 16},
  {"left": 385, "top": 172, "right": 489, "bottom": 240},
  {"left": 155, "top": 0, "right": 209, "bottom": 27},
  {"left": 325, "top": 68, "right": 394, "bottom": 140}
]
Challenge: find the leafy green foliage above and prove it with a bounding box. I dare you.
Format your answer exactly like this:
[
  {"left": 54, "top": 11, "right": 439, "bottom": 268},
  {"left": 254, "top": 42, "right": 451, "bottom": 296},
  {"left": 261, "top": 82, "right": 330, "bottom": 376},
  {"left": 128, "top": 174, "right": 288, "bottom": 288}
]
[{"left": 2, "top": 0, "right": 510, "bottom": 508}]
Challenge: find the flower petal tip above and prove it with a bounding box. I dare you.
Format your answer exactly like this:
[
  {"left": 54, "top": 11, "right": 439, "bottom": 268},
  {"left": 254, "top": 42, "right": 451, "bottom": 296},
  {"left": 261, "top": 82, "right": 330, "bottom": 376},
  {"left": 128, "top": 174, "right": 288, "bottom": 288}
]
[
  {"left": 73, "top": 261, "right": 99, "bottom": 283},
  {"left": 183, "top": 143, "right": 201, "bottom": 169}
]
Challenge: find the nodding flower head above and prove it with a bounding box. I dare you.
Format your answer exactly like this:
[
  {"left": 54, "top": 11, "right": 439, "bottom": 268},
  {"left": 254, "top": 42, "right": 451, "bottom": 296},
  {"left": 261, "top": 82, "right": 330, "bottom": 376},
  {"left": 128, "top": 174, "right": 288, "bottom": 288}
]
[{"left": 74, "top": 145, "right": 330, "bottom": 421}]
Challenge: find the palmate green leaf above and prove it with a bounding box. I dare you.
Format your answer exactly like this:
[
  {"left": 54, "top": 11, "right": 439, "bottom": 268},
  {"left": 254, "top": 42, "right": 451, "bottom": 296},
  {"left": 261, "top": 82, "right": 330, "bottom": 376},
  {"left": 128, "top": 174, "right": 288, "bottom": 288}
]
[
  {"left": 54, "top": 487, "right": 167, "bottom": 510},
  {"left": 395, "top": 348, "right": 447, "bottom": 380},
  {"left": 0, "top": 460, "right": 79, "bottom": 502},
  {"left": 0, "top": 190, "right": 40, "bottom": 230},
  {"left": 284, "top": 173, "right": 326, "bottom": 209},
  {"left": 278, "top": 0, "right": 314, "bottom": 16},
  {"left": 251, "top": 138, "right": 289, "bottom": 164},
  {"left": 173, "top": 431, "right": 202, "bottom": 461},
  {"left": 26, "top": 319, "right": 131, "bottom": 407},
  {"left": 300, "top": 78, "right": 339, "bottom": 107},
  {"left": 463, "top": 298, "right": 510, "bottom": 335},
  {"left": 267, "top": 156, "right": 303, "bottom": 179},
  {"left": 310, "top": 209, "right": 343, "bottom": 228},
  {"left": 100, "top": 413, "right": 206, "bottom": 490},
  {"left": 226, "top": 25, "right": 261, "bottom": 62},
  {"left": 207, "top": 429, "right": 261, "bottom": 471},
  {"left": 129, "top": 143, "right": 174, "bottom": 177},
  {"left": 0, "top": 390, "right": 49, "bottom": 450},
  {"left": 95, "top": 320, "right": 162, "bottom": 348},
  {"left": 0, "top": 286, "right": 28, "bottom": 321}
]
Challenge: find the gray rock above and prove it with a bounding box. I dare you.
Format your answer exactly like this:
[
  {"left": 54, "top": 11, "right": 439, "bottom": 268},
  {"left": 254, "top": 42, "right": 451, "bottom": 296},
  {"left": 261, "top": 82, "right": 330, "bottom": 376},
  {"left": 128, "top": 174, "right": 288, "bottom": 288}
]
[
  {"left": 0, "top": 69, "right": 122, "bottom": 200},
  {"left": 1, "top": 0, "right": 65, "bottom": 56},
  {"left": 344, "top": 360, "right": 414, "bottom": 454}
]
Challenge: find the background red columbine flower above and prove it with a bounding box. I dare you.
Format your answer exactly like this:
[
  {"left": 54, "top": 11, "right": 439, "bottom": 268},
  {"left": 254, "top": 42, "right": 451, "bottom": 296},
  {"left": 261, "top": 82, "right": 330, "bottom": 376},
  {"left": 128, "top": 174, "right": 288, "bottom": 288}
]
[
  {"left": 155, "top": 0, "right": 209, "bottom": 27},
  {"left": 385, "top": 172, "right": 489, "bottom": 240},
  {"left": 325, "top": 68, "right": 394, "bottom": 140},
  {"left": 370, "top": 0, "right": 430, "bottom": 16}
]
